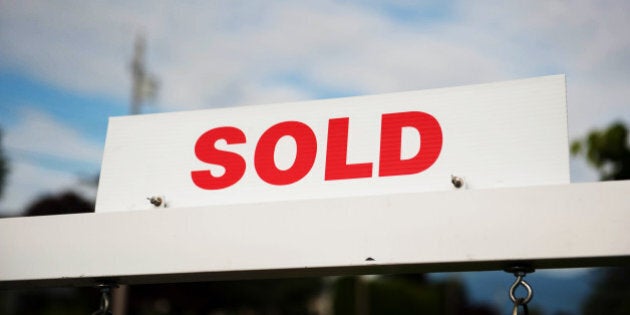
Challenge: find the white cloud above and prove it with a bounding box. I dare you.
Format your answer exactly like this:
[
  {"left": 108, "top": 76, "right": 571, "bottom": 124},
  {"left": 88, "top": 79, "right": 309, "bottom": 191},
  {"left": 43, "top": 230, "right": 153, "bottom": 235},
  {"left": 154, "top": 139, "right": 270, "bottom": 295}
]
[
  {"left": 0, "top": 1, "right": 512, "bottom": 108},
  {"left": 0, "top": 160, "right": 96, "bottom": 216},
  {"left": 147, "top": 0, "right": 513, "bottom": 110},
  {"left": 4, "top": 107, "right": 103, "bottom": 165},
  {"left": 0, "top": 107, "right": 101, "bottom": 215},
  {"left": 449, "top": 0, "right": 630, "bottom": 135},
  {"left": 0, "top": 1, "right": 134, "bottom": 98}
]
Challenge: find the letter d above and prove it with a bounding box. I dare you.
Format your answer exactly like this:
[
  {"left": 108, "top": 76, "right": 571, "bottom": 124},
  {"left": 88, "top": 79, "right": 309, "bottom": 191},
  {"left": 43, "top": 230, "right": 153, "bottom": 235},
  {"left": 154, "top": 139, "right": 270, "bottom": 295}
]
[{"left": 379, "top": 111, "right": 442, "bottom": 177}]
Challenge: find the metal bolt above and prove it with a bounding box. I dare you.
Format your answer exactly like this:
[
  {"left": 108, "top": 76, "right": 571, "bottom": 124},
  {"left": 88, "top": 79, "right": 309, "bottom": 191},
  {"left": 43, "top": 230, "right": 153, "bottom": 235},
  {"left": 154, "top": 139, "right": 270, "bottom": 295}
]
[
  {"left": 451, "top": 175, "right": 464, "bottom": 189},
  {"left": 504, "top": 265, "right": 535, "bottom": 276},
  {"left": 148, "top": 196, "right": 163, "bottom": 207}
]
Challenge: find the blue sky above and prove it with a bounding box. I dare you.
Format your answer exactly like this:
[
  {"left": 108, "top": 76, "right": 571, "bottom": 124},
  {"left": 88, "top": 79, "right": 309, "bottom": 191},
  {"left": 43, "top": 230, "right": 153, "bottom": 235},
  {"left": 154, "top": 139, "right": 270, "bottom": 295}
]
[{"left": 0, "top": 1, "right": 629, "bottom": 312}]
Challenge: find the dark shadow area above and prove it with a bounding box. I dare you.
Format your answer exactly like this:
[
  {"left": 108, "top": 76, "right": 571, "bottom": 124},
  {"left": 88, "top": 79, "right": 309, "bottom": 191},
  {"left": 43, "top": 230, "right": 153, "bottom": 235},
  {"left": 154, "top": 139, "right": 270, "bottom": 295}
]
[{"left": 23, "top": 191, "right": 94, "bottom": 216}]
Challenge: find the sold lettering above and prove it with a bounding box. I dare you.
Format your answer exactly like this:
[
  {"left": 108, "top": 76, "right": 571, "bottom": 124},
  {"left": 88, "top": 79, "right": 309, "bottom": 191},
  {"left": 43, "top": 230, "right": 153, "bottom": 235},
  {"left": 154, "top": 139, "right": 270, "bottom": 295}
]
[{"left": 191, "top": 111, "right": 442, "bottom": 190}]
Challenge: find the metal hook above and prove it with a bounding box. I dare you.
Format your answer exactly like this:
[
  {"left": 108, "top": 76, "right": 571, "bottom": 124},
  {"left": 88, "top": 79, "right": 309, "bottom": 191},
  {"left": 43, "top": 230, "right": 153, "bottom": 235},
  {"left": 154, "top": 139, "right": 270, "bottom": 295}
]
[
  {"left": 92, "top": 283, "right": 118, "bottom": 315},
  {"left": 505, "top": 265, "right": 534, "bottom": 315},
  {"left": 509, "top": 274, "right": 533, "bottom": 305}
]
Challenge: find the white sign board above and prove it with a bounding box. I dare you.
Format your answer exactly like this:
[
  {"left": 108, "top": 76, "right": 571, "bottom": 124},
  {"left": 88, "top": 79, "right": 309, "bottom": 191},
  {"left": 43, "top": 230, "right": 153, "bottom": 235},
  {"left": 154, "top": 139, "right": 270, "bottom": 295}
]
[{"left": 96, "top": 75, "right": 569, "bottom": 212}]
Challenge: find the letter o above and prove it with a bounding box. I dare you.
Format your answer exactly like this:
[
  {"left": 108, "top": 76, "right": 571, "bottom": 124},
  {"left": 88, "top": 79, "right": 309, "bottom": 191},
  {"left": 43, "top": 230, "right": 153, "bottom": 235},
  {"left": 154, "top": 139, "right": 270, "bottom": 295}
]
[{"left": 254, "top": 121, "right": 317, "bottom": 185}]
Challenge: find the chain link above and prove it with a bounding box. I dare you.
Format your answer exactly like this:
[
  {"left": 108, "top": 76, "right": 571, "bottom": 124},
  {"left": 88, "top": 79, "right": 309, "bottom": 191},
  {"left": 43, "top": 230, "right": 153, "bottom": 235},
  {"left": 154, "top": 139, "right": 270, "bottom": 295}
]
[
  {"left": 511, "top": 299, "right": 529, "bottom": 315},
  {"left": 92, "top": 283, "right": 117, "bottom": 315},
  {"left": 509, "top": 274, "right": 533, "bottom": 305}
]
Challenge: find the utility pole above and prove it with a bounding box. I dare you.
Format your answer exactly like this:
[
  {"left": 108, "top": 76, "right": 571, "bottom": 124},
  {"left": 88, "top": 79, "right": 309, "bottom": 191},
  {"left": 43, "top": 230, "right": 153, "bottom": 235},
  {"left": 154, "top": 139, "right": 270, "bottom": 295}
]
[
  {"left": 112, "top": 33, "right": 159, "bottom": 315},
  {"left": 130, "top": 33, "right": 158, "bottom": 115}
]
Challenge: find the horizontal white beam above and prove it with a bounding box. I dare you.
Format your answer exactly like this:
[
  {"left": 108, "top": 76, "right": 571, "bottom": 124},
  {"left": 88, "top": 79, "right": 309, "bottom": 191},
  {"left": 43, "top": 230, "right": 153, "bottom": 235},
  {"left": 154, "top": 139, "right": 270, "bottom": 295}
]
[{"left": 1, "top": 181, "right": 629, "bottom": 288}]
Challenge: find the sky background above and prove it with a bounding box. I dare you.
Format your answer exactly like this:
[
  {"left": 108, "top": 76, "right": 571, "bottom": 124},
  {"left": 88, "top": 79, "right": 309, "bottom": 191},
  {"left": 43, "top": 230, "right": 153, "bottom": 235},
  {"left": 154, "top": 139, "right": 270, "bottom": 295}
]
[{"left": 0, "top": 1, "right": 628, "bottom": 313}]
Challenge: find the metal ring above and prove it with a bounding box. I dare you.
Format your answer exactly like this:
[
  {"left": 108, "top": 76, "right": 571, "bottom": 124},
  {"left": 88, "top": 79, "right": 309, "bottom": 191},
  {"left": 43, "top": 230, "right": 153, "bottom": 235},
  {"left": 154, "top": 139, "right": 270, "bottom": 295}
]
[{"left": 509, "top": 275, "right": 533, "bottom": 305}]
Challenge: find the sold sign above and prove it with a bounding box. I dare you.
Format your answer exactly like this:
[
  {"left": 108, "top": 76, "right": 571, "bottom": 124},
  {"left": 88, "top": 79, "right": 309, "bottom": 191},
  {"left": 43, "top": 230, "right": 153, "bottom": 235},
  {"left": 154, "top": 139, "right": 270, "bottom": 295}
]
[
  {"left": 96, "top": 75, "right": 569, "bottom": 212},
  {"left": 192, "top": 111, "right": 442, "bottom": 189}
]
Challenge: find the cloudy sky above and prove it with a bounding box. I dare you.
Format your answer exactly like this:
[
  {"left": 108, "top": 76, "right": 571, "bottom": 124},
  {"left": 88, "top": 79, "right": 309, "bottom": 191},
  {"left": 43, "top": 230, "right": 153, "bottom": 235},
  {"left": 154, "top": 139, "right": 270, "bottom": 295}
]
[{"left": 1, "top": 0, "right": 629, "bottom": 215}]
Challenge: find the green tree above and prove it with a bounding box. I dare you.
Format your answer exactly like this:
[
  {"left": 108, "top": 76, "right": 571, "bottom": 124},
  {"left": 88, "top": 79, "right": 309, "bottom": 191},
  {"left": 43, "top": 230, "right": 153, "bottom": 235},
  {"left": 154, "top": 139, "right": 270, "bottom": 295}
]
[
  {"left": 570, "top": 121, "right": 630, "bottom": 180},
  {"left": 582, "top": 268, "right": 630, "bottom": 315},
  {"left": 24, "top": 191, "right": 94, "bottom": 216},
  {"left": 572, "top": 121, "right": 630, "bottom": 315}
]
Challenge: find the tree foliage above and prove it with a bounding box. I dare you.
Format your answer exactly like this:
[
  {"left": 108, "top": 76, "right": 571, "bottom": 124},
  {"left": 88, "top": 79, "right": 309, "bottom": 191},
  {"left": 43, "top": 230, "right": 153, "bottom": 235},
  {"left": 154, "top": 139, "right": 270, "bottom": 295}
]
[
  {"left": 582, "top": 268, "right": 630, "bottom": 315},
  {"left": 572, "top": 121, "right": 630, "bottom": 315},
  {"left": 571, "top": 121, "right": 630, "bottom": 180},
  {"left": 24, "top": 191, "right": 94, "bottom": 216},
  {"left": 332, "top": 275, "right": 498, "bottom": 315}
]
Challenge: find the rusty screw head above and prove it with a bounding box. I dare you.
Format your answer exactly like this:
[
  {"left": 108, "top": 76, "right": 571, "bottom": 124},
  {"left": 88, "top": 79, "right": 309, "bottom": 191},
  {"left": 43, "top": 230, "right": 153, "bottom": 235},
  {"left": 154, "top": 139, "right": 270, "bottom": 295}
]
[
  {"left": 451, "top": 175, "right": 464, "bottom": 189},
  {"left": 148, "top": 196, "right": 163, "bottom": 207}
]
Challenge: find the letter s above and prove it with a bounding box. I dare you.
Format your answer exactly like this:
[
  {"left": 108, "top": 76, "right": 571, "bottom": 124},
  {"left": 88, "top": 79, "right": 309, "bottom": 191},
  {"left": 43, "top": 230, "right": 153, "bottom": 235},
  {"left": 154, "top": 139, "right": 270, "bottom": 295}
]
[{"left": 191, "top": 127, "right": 246, "bottom": 190}]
